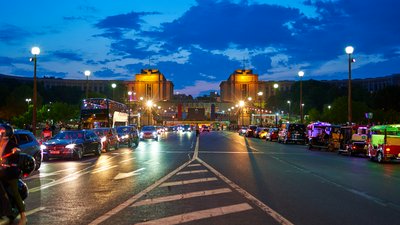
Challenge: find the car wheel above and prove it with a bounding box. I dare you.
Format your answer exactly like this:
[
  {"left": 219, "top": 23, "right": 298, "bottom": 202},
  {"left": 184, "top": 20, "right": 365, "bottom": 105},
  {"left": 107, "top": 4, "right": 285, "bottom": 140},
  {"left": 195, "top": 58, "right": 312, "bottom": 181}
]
[
  {"left": 377, "top": 152, "right": 384, "bottom": 163},
  {"left": 74, "top": 148, "right": 83, "bottom": 160},
  {"left": 34, "top": 153, "right": 42, "bottom": 170},
  {"left": 105, "top": 143, "right": 110, "bottom": 152},
  {"left": 94, "top": 144, "right": 102, "bottom": 156}
]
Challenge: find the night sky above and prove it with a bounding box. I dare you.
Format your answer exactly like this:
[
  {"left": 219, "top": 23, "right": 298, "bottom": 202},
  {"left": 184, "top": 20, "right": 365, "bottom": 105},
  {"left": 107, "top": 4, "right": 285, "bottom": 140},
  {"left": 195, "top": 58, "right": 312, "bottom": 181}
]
[{"left": 1, "top": 0, "right": 399, "bottom": 96}]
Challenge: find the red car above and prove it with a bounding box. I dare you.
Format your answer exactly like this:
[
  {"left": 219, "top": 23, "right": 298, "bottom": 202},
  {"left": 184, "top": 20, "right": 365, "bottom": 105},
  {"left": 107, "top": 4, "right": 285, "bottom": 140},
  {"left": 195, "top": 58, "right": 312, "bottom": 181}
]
[{"left": 266, "top": 128, "right": 279, "bottom": 141}]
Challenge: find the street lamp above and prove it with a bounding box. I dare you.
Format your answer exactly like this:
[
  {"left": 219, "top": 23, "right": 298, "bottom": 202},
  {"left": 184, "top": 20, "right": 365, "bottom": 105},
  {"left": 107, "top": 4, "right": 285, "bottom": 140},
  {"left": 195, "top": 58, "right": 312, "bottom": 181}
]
[
  {"left": 111, "top": 83, "right": 117, "bottom": 100},
  {"left": 287, "top": 100, "right": 291, "bottom": 122},
  {"left": 84, "top": 70, "right": 91, "bottom": 99},
  {"left": 345, "top": 46, "right": 355, "bottom": 124},
  {"left": 25, "top": 98, "right": 32, "bottom": 105},
  {"left": 128, "top": 91, "right": 132, "bottom": 124},
  {"left": 239, "top": 100, "right": 245, "bottom": 126},
  {"left": 31, "top": 46, "right": 40, "bottom": 136},
  {"left": 146, "top": 100, "right": 153, "bottom": 125},
  {"left": 258, "top": 91, "right": 263, "bottom": 125},
  {"left": 298, "top": 70, "right": 304, "bottom": 124}
]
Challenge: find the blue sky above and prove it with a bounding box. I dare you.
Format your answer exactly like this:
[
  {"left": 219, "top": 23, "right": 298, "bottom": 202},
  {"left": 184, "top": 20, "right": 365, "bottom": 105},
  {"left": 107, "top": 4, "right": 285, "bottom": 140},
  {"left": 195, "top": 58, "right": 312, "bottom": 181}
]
[{"left": 1, "top": 0, "right": 399, "bottom": 96}]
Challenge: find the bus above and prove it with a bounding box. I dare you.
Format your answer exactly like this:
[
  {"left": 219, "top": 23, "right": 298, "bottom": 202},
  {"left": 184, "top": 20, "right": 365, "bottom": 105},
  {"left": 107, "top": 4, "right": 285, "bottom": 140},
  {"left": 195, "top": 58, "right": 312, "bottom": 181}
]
[{"left": 80, "top": 98, "right": 129, "bottom": 129}]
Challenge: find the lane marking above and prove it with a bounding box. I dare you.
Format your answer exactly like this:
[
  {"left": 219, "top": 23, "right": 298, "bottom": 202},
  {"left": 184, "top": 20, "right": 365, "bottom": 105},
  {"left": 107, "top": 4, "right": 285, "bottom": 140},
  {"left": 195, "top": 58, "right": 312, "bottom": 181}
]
[
  {"left": 159, "top": 177, "right": 218, "bottom": 187},
  {"left": 89, "top": 159, "right": 194, "bottom": 225},
  {"left": 176, "top": 169, "right": 208, "bottom": 175},
  {"left": 120, "top": 157, "right": 136, "bottom": 163},
  {"left": 197, "top": 158, "right": 294, "bottom": 225},
  {"left": 131, "top": 188, "right": 232, "bottom": 207},
  {"left": 187, "top": 163, "right": 201, "bottom": 167},
  {"left": 91, "top": 165, "right": 118, "bottom": 174},
  {"left": 134, "top": 203, "right": 252, "bottom": 225},
  {"left": 114, "top": 168, "right": 146, "bottom": 180},
  {"left": 30, "top": 155, "right": 122, "bottom": 193}
]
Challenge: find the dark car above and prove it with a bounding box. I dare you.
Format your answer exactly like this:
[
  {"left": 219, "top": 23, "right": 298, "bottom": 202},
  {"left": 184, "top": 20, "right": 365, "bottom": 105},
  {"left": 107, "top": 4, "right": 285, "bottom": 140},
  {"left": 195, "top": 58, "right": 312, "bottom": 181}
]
[
  {"left": 139, "top": 126, "right": 159, "bottom": 141},
  {"left": 13, "top": 129, "right": 42, "bottom": 170},
  {"left": 201, "top": 125, "right": 210, "bottom": 132},
  {"left": 266, "top": 128, "right": 279, "bottom": 141},
  {"left": 278, "top": 123, "right": 306, "bottom": 144},
  {"left": 182, "top": 125, "right": 191, "bottom": 132},
  {"left": 245, "top": 125, "right": 258, "bottom": 137},
  {"left": 116, "top": 125, "right": 139, "bottom": 147},
  {"left": 41, "top": 130, "right": 101, "bottom": 161},
  {"left": 92, "top": 127, "right": 120, "bottom": 152}
]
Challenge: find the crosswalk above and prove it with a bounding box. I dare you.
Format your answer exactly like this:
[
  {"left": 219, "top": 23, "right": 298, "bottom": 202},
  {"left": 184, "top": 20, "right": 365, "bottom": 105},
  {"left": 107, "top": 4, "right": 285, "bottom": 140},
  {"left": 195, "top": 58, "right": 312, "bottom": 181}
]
[{"left": 90, "top": 159, "right": 293, "bottom": 225}]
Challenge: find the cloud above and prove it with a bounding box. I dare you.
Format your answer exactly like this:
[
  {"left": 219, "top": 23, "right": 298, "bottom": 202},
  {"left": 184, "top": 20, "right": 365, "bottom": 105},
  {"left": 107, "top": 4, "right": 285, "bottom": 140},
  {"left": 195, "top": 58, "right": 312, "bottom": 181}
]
[
  {"left": 51, "top": 50, "right": 84, "bottom": 62},
  {"left": 175, "top": 80, "right": 221, "bottom": 97},
  {"left": 0, "top": 24, "right": 31, "bottom": 44}
]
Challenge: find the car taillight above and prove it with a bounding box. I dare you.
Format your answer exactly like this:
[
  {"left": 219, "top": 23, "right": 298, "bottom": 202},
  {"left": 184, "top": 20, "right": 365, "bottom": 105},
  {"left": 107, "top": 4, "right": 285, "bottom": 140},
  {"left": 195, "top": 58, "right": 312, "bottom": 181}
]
[
  {"left": 386, "top": 148, "right": 390, "bottom": 152},
  {"left": 352, "top": 145, "right": 356, "bottom": 149}
]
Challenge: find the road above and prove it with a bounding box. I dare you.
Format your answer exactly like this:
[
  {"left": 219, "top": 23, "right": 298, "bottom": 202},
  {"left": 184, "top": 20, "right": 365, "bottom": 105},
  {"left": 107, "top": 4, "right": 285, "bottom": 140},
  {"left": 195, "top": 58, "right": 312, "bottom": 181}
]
[{"left": 9, "top": 130, "right": 400, "bottom": 224}]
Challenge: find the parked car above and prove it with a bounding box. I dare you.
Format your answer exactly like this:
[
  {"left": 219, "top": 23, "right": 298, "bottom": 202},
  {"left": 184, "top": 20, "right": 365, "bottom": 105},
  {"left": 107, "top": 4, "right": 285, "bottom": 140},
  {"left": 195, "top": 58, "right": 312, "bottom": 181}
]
[
  {"left": 258, "top": 128, "right": 270, "bottom": 139},
  {"left": 41, "top": 130, "right": 101, "bottom": 161},
  {"left": 245, "top": 125, "right": 258, "bottom": 137},
  {"left": 279, "top": 123, "right": 306, "bottom": 144},
  {"left": 238, "top": 126, "right": 247, "bottom": 135},
  {"left": 13, "top": 129, "right": 42, "bottom": 170},
  {"left": 139, "top": 126, "right": 159, "bottom": 141},
  {"left": 92, "top": 127, "right": 120, "bottom": 152},
  {"left": 182, "top": 124, "right": 192, "bottom": 132},
  {"left": 266, "top": 128, "right": 279, "bottom": 141},
  {"left": 254, "top": 127, "right": 267, "bottom": 138},
  {"left": 368, "top": 124, "right": 400, "bottom": 163},
  {"left": 116, "top": 125, "right": 139, "bottom": 147},
  {"left": 201, "top": 125, "right": 210, "bottom": 132}
]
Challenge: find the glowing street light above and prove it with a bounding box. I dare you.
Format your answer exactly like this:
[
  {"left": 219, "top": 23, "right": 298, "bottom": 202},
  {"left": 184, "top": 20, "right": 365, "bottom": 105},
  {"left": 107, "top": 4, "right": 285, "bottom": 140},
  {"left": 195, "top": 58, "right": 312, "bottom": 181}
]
[
  {"left": 31, "top": 46, "right": 40, "bottom": 136},
  {"left": 345, "top": 46, "right": 355, "bottom": 124},
  {"left": 287, "top": 100, "right": 291, "bottom": 122},
  {"left": 298, "top": 70, "right": 304, "bottom": 124},
  {"left": 84, "top": 70, "right": 91, "bottom": 99},
  {"left": 111, "top": 83, "right": 117, "bottom": 100}
]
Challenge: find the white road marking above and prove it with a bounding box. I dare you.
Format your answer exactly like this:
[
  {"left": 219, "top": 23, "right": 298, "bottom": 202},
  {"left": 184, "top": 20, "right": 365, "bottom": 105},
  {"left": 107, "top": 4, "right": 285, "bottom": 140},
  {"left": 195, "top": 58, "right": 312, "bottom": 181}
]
[
  {"left": 89, "top": 159, "right": 195, "bottom": 225},
  {"left": 197, "top": 158, "right": 294, "bottom": 225},
  {"left": 176, "top": 169, "right": 208, "bottom": 175},
  {"left": 134, "top": 203, "right": 253, "bottom": 225},
  {"left": 199, "top": 151, "right": 264, "bottom": 154},
  {"left": 113, "top": 168, "right": 145, "bottom": 180},
  {"left": 91, "top": 165, "right": 118, "bottom": 174},
  {"left": 29, "top": 155, "right": 122, "bottom": 193},
  {"left": 120, "top": 157, "right": 136, "bottom": 163},
  {"left": 159, "top": 177, "right": 218, "bottom": 187},
  {"left": 131, "top": 188, "right": 232, "bottom": 207},
  {"left": 187, "top": 163, "right": 201, "bottom": 167}
]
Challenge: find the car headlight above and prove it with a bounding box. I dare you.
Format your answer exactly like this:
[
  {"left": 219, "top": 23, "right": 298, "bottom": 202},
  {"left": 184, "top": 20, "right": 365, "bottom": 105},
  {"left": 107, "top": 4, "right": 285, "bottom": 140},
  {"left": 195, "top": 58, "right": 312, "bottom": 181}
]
[
  {"left": 153, "top": 131, "right": 157, "bottom": 136},
  {"left": 40, "top": 145, "right": 47, "bottom": 150},
  {"left": 101, "top": 137, "right": 107, "bottom": 143},
  {"left": 65, "top": 144, "right": 76, "bottom": 149}
]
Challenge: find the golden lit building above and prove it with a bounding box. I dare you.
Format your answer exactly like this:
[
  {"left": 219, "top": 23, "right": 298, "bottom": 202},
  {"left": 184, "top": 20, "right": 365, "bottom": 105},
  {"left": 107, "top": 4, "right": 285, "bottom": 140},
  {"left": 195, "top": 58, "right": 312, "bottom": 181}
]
[
  {"left": 220, "top": 69, "right": 293, "bottom": 104},
  {"left": 126, "top": 69, "right": 174, "bottom": 101}
]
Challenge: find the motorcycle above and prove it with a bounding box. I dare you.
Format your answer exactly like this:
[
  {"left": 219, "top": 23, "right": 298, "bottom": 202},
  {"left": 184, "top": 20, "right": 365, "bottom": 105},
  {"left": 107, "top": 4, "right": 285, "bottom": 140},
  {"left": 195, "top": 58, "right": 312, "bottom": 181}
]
[{"left": 0, "top": 152, "right": 35, "bottom": 223}]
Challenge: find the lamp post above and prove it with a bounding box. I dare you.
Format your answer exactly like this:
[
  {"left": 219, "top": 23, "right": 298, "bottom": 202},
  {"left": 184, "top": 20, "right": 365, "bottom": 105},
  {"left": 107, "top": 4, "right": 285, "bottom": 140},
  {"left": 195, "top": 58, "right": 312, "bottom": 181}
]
[
  {"left": 31, "top": 47, "right": 40, "bottom": 136},
  {"left": 84, "top": 70, "right": 91, "bottom": 98},
  {"left": 146, "top": 100, "right": 153, "bottom": 125},
  {"left": 257, "top": 91, "right": 263, "bottom": 126},
  {"left": 239, "top": 100, "right": 245, "bottom": 126},
  {"left": 25, "top": 98, "right": 32, "bottom": 105},
  {"left": 111, "top": 83, "right": 117, "bottom": 100},
  {"left": 128, "top": 91, "right": 132, "bottom": 124},
  {"left": 287, "top": 100, "right": 291, "bottom": 122},
  {"left": 298, "top": 71, "right": 304, "bottom": 124},
  {"left": 345, "top": 46, "right": 354, "bottom": 124}
]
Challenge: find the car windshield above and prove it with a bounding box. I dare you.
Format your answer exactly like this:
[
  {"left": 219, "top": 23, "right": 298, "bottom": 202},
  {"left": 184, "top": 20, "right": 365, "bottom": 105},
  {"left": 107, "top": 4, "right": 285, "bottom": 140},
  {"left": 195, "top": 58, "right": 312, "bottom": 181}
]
[
  {"left": 142, "top": 126, "right": 155, "bottom": 131},
  {"left": 53, "top": 131, "right": 84, "bottom": 140},
  {"left": 116, "top": 126, "right": 130, "bottom": 134}
]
